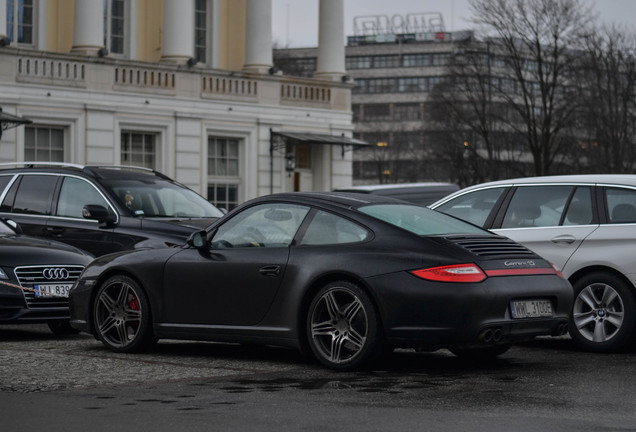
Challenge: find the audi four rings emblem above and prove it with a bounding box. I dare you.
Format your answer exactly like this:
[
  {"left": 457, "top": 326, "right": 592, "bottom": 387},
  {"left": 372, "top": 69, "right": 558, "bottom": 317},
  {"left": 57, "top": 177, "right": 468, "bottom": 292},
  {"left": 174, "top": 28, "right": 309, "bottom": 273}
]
[{"left": 43, "top": 268, "right": 69, "bottom": 280}]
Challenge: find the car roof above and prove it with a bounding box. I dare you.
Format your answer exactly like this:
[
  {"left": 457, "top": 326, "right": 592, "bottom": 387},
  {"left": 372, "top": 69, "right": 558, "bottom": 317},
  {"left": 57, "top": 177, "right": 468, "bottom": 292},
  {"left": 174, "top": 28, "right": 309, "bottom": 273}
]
[
  {"left": 0, "top": 162, "right": 171, "bottom": 181},
  {"left": 457, "top": 174, "right": 636, "bottom": 189},
  {"left": 335, "top": 182, "right": 458, "bottom": 193},
  {"left": 255, "top": 191, "right": 408, "bottom": 210}
]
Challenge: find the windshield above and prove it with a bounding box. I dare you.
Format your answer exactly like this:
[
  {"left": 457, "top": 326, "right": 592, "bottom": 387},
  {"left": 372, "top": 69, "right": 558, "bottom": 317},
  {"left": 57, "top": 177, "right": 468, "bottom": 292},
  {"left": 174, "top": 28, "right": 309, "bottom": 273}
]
[
  {"left": 104, "top": 179, "right": 224, "bottom": 218},
  {"left": 359, "top": 204, "right": 487, "bottom": 236}
]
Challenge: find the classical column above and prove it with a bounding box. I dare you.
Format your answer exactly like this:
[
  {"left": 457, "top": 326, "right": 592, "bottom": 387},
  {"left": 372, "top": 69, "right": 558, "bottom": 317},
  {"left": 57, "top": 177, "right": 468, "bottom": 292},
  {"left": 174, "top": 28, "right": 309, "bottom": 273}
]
[
  {"left": 161, "top": 0, "right": 195, "bottom": 64},
  {"left": 0, "top": 0, "right": 7, "bottom": 41},
  {"left": 243, "top": 0, "right": 273, "bottom": 74},
  {"left": 71, "top": 0, "right": 104, "bottom": 55},
  {"left": 315, "top": 0, "right": 345, "bottom": 81}
]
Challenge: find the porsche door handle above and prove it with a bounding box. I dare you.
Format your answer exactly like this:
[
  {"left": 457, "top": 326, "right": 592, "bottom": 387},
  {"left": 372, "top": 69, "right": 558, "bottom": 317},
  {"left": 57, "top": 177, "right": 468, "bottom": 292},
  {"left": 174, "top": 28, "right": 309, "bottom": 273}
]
[
  {"left": 259, "top": 265, "right": 281, "bottom": 277},
  {"left": 46, "top": 226, "right": 65, "bottom": 237}
]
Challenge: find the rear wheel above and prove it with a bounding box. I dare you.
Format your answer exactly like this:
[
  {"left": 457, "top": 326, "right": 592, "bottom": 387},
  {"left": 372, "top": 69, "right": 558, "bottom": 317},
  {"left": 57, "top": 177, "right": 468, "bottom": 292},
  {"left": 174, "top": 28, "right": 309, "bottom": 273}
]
[
  {"left": 306, "top": 281, "right": 384, "bottom": 370},
  {"left": 93, "top": 275, "right": 156, "bottom": 352},
  {"left": 569, "top": 272, "right": 636, "bottom": 352}
]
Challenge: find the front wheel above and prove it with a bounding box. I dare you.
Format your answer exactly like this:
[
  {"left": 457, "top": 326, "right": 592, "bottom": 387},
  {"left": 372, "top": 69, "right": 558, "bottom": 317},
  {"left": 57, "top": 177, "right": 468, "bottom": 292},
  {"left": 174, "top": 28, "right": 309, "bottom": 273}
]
[
  {"left": 569, "top": 272, "right": 636, "bottom": 352},
  {"left": 306, "top": 281, "right": 384, "bottom": 371},
  {"left": 93, "top": 275, "right": 156, "bottom": 353}
]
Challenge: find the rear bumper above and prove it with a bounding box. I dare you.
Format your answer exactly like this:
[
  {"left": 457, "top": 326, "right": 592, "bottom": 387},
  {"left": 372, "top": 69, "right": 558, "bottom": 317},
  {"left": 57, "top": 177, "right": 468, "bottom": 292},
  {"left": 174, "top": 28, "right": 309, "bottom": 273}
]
[{"left": 367, "top": 272, "right": 572, "bottom": 349}]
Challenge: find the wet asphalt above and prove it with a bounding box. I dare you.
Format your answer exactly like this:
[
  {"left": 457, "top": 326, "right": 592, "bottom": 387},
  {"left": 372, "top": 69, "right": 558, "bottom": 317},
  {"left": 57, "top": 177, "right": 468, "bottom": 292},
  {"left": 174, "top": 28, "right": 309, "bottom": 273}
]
[{"left": 1, "top": 324, "right": 636, "bottom": 431}]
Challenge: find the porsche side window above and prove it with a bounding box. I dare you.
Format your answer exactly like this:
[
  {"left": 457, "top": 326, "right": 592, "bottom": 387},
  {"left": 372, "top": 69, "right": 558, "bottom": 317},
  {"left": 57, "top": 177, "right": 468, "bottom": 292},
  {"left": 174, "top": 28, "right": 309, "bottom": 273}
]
[
  {"left": 300, "top": 211, "right": 369, "bottom": 245},
  {"left": 502, "top": 186, "right": 572, "bottom": 228},
  {"left": 56, "top": 177, "right": 111, "bottom": 218},
  {"left": 211, "top": 203, "right": 310, "bottom": 248},
  {"left": 435, "top": 187, "right": 505, "bottom": 228}
]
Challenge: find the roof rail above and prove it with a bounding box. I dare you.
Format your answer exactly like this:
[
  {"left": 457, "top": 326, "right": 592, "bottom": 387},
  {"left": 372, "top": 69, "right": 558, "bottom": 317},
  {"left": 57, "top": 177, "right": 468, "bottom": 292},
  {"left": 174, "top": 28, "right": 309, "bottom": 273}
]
[
  {"left": 86, "top": 165, "right": 155, "bottom": 173},
  {"left": 0, "top": 162, "right": 86, "bottom": 170}
]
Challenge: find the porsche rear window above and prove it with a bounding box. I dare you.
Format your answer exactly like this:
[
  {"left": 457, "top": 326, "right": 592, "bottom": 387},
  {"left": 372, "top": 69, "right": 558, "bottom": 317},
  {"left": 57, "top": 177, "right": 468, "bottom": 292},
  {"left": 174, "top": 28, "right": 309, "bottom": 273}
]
[{"left": 360, "top": 204, "right": 486, "bottom": 236}]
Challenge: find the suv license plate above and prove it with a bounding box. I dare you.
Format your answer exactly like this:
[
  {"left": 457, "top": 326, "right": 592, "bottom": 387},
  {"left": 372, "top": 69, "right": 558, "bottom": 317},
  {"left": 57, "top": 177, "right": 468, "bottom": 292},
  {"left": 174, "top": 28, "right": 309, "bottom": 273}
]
[
  {"left": 511, "top": 300, "right": 553, "bottom": 319},
  {"left": 34, "top": 284, "right": 72, "bottom": 298}
]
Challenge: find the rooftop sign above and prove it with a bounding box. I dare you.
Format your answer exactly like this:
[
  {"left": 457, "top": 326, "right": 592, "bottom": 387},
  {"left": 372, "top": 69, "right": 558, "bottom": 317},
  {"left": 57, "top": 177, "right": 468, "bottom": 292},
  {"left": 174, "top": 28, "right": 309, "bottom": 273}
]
[{"left": 353, "top": 13, "right": 446, "bottom": 36}]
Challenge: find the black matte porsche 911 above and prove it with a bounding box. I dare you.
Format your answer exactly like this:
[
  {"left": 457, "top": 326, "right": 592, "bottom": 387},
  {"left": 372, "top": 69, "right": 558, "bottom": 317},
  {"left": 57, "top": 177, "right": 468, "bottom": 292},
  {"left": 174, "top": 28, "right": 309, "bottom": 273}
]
[{"left": 69, "top": 192, "right": 572, "bottom": 370}]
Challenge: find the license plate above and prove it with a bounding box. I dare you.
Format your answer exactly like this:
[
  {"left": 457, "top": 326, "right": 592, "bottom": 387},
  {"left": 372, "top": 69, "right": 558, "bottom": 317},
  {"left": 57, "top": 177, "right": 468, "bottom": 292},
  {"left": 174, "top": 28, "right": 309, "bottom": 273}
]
[
  {"left": 510, "top": 300, "right": 553, "bottom": 318},
  {"left": 34, "top": 284, "right": 72, "bottom": 298}
]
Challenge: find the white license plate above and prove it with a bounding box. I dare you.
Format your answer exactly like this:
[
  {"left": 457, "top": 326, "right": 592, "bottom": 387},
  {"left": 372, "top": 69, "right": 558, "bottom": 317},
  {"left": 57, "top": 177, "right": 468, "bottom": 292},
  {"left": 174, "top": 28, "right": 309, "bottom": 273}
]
[
  {"left": 34, "top": 284, "right": 72, "bottom": 298},
  {"left": 510, "top": 300, "right": 553, "bottom": 318}
]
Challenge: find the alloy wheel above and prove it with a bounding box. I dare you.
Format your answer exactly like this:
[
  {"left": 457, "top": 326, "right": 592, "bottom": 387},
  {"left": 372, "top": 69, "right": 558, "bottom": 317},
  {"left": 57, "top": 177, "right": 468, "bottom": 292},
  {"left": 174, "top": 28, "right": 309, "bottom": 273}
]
[{"left": 573, "top": 282, "right": 624, "bottom": 343}]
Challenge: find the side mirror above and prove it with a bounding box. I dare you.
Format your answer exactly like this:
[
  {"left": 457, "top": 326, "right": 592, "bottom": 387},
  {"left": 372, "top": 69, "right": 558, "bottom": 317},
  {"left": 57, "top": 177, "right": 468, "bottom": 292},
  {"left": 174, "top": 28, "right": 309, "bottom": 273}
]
[
  {"left": 4, "top": 219, "right": 22, "bottom": 234},
  {"left": 82, "top": 205, "right": 116, "bottom": 225},
  {"left": 187, "top": 230, "right": 208, "bottom": 249}
]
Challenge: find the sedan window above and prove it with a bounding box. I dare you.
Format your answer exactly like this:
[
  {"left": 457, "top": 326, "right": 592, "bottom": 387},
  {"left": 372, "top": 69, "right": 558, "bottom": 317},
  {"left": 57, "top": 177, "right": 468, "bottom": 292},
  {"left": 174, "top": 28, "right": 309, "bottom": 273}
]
[
  {"left": 434, "top": 187, "right": 505, "bottom": 227},
  {"left": 300, "top": 211, "right": 369, "bottom": 245},
  {"left": 501, "top": 186, "right": 572, "bottom": 228},
  {"left": 211, "top": 203, "right": 310, "bottom": 248}
]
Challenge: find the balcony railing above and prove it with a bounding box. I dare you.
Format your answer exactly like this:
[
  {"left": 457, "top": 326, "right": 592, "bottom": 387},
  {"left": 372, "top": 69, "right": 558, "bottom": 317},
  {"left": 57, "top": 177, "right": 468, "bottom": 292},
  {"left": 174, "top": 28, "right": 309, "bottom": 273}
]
[{"left": 4, "top": 51, "right": 348, "bottom": 110}]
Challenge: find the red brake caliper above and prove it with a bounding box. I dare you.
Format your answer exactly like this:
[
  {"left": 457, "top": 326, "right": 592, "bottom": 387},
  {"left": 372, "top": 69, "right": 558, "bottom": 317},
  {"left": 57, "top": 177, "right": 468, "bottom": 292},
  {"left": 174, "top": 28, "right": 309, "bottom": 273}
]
[{"left": 128, "top": 297, "right": 140, "bottom": 311}]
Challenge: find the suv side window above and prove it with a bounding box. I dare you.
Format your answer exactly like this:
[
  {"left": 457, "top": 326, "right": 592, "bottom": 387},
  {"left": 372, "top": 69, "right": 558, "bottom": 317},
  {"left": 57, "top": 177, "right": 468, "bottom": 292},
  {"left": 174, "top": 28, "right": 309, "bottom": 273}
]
[
  {"left": 56, "top": 177, "right": 111, "bottom": 218},
  {"left": 435, "top": 187, "right": 506, "bottom": 228},
  {"left": 606, "top": 187, "right": 636, "bottom": 223},
  {"left": 4, "top": 175, "right": 57, "bottom": 215},
  {"left": 502, "top": 186, "right": 573, "bottom": 228}
]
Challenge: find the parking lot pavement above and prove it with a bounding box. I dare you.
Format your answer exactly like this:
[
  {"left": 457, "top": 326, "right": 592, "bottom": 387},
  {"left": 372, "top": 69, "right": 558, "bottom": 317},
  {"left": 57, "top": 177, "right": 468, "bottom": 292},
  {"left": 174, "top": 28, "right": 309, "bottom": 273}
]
[
  {"left": 0, "top": 324, "right": 307, "bottom": 393},
  {"left": 3, "top": 324, "right": 636, "bottom": 432}
]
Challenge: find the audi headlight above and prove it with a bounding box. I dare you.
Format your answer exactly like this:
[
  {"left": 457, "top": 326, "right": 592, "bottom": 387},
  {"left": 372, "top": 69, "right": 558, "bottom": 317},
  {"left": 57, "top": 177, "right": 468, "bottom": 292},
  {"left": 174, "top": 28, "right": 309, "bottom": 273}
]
[{"left": 0, "top": 268, "right": 8, "bottom": 280}]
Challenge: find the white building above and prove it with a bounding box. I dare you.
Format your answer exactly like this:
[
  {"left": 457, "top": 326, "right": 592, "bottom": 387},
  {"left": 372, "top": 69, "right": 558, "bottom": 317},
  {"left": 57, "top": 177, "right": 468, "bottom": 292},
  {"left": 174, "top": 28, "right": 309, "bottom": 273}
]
[{"left": 0, "top": 0, "right": 364, "bottom": 210}]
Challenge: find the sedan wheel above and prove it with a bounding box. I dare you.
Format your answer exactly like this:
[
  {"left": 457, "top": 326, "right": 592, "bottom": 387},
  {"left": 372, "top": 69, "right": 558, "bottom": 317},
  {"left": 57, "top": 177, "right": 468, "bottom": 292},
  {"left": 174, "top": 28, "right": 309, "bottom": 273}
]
[
  {"left": 93, "top": 275, "right": 156, "bottom": 352},
  {"left": 307, "top": 281, "right": 383, "bottom": 370},
  {"left": 569, "top": 272, "right": 636, "bottom": 352}
]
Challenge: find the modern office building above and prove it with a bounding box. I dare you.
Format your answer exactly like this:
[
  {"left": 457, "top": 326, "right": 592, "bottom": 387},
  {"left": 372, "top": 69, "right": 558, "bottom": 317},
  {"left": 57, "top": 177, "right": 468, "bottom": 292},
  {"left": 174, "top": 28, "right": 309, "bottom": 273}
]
[
  {"left": 275, "top": 13, "right": 473, "bottom": 185},
  {"left": 0, "top": 0, "right": 362, "bottom": 210}
]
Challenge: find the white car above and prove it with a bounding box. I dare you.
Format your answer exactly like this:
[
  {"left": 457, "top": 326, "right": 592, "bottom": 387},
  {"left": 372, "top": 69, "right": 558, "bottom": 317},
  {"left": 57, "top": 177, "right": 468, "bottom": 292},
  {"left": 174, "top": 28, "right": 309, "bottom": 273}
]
[{"left": 431, "top": 175, "right": 636, "bottom": 352}]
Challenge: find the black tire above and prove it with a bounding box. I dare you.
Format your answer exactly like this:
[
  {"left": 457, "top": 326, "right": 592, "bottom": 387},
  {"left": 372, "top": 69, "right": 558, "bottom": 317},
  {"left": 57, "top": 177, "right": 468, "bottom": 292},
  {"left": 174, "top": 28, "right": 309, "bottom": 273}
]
[
  {"left": 47, "top": 320, "right": 80, "bottom": 335},
  {"left": 450, "top": 344, "right": 511, "bottom": 360},
  {"left": 569, "top": 272, "right": 636, "bottom": 352},
  {"left": 93, "top": 275, "right": 156, "bottom": 353},
  {"left": 306, "top": 281, "right": 384, "bottom": 371}
]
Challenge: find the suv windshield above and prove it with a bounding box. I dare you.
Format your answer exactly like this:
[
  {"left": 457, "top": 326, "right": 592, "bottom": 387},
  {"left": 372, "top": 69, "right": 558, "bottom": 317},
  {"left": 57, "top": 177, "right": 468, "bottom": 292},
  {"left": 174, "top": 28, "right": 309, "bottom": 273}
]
[
  {"left": 103, "top": 179, "right": 224, "bottom": 218},
  {"left": 359, "top": 204, "right": 486, "bottom": 236}
]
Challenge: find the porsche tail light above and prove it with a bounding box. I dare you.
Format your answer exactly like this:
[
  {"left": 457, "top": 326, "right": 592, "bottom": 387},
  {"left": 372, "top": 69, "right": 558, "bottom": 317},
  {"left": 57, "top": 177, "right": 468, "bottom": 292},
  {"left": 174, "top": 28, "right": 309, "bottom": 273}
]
[{"left": 411, "top": 264, "right": 486, "bottom": 283}]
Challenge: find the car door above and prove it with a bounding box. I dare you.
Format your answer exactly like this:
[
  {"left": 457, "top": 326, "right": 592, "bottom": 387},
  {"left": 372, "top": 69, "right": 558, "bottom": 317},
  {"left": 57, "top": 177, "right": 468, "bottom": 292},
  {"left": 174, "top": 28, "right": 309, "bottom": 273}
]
[
  {"left": 47, "top": 175, "right": 120, "bottom": 256},
  {"left": 162, "top": 202, "right": 310, "bottom": 326},
  {"left": 492, "top": 184, "right": 599, "bottom": 273}
]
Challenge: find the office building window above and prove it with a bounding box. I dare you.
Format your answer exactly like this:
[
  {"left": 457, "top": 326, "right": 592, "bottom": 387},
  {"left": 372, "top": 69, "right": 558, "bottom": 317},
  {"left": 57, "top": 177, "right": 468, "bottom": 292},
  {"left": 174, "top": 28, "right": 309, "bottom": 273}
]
[
  {"left": 121, "top": 132, "right": 156, "bottom": 169},
  {"left": 24, "top": 126, "right": 64, "bottom": 162},
  {"left": 6, "top": 0, "right": 34, "bottom": 45}
]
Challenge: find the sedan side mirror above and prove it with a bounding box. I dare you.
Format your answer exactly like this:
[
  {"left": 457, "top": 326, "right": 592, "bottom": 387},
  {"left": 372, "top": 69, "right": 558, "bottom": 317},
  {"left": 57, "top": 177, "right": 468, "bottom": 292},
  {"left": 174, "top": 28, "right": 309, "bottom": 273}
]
[{"left": 82, "top": 205, "right": 116, "bottom": 225}]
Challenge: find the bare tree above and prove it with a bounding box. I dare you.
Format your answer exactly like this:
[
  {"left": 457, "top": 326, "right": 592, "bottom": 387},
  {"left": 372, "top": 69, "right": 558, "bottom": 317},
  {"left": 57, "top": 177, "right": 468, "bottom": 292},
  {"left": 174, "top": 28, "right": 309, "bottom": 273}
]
[{"left": 571, "top": 26, "right": 636, "bottom": 173}]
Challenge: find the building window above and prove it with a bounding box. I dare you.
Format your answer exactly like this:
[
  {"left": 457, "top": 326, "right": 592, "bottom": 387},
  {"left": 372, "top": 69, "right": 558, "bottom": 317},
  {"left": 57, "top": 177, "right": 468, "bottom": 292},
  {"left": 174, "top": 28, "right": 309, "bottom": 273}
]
[
  {"left": 194, "top": 0, "right": 207, "bottom": 63},
  {"left": 25, "top": 126, "right": 64, "bottom": 162},
  {"left": 354, "top": 78, "right": 395, "bottom": 94},
  {"left": 6, "top": 0, "right": 34, "bottom": 46},
  {"left": 207, "top": 184, "right": 239, "bottom": 211},
  {"left": 393, "top": 104, "right": 421, "bottom": 121},
  {"left": 398, "top": 77, "right": 428, "bottom": 92},
  {"left": 363, "top": 104, "right": 391, "bottom": 122},
  {"left": 403, "top": 53, "right": 430, "bottom": 67},
  {"left": 121, "top": 132, "right": 156, "bottom": 169},
  {"left": 287, "top": 144, "right": 311, "bottom": 170},
  {"left": 372, "top": 55, "right": 400, "bottom": 69},
  {"left": 346, "top": 56, "right": 371, "bottom": 70},
  {"left": 104, "top": 0, "right": 125, "bottom": 55},
  {"left": 207, "top": 137, "right": 240, "bottom": 210}
]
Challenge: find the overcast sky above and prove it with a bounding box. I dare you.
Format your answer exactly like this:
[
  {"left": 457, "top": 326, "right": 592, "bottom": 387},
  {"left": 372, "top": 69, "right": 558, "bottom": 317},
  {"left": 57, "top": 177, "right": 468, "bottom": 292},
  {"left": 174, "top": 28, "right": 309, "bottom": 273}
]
[{"left": 272, "top": 0, "right": 636, "bottom": 48}]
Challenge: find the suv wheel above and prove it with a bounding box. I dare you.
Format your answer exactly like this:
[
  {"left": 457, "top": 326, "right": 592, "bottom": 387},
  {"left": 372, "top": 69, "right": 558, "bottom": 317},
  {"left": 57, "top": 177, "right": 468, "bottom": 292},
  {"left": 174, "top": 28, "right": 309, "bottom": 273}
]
[{"left": 569, "top": 272, "right": 636, "bottom": 352}]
